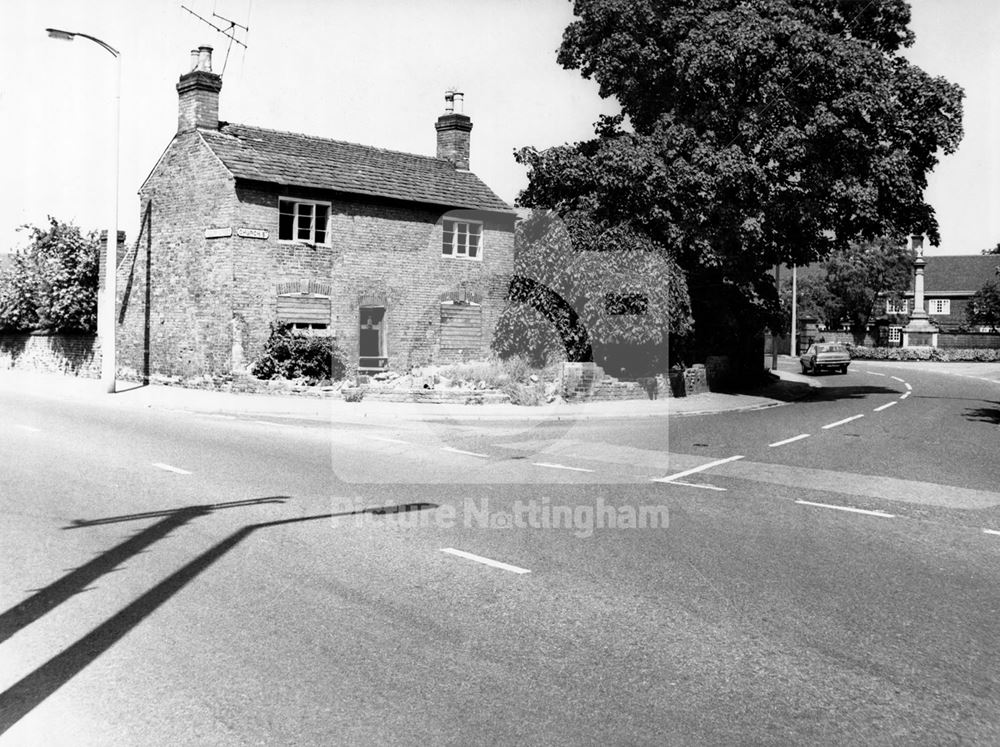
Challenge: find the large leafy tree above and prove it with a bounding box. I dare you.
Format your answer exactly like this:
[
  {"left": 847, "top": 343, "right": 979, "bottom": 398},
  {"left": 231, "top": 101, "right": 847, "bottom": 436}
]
[
  {"left": 517, "top": 0, "right": 963, "bottom": 366},
  {"left": 0, "top": 218, "right": 99, "bottom": 333},
  {"left": 822, "top": 238, "right": 914, "bottom": 344}
]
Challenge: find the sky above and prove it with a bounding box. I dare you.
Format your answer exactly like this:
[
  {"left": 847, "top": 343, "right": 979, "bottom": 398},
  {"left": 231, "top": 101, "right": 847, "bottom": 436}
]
[{"left": 0, "top": 0, "right": 997, "bottom": 256}]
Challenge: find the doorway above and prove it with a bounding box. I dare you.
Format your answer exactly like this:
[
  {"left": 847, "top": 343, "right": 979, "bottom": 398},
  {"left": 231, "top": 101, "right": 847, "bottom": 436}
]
[{"left": 359, "top": 307, "right": 387, "bottom": 371}]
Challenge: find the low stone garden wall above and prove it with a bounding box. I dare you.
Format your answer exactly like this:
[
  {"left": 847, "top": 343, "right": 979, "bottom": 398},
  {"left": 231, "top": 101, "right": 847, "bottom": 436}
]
[{"left": 0, "top": 333, "right": 101, "bottom": 377}]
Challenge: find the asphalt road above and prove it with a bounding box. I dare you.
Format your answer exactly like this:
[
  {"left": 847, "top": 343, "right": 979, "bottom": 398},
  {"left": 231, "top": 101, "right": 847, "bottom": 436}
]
[{"left": 1, "top": 361, "right": 999, "bottom": 744}]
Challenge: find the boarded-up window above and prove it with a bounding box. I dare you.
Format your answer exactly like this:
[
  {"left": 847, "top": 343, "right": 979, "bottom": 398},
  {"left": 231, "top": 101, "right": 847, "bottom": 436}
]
[
  {"left": 277, "top": 294, "right": 331, "bottom": 334},
  {"left": 440, "top": 302, "right": 482, "bottom": 349}
]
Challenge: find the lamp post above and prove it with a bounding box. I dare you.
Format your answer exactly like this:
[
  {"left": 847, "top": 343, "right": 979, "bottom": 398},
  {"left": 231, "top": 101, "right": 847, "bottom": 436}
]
[{"left": 46, "top": 27, "right": 120, "bottom": 394}]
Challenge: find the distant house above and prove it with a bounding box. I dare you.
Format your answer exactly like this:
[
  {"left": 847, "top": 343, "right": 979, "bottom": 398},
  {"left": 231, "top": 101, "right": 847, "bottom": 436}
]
[
  {"left": 877, "top": 254, "right": 1000, "bottom": 346},
  {"left": 115, "top": 45, "right": 515, "bottom": 381}
]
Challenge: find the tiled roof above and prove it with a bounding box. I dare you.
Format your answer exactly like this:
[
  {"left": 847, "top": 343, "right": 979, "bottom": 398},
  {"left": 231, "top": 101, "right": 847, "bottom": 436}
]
[
  {"left": 199, "top": 123, "right": 513, "bottom": 214},
  {"left": 918, "top": 255, "right": 1000, "bottom": 293}
]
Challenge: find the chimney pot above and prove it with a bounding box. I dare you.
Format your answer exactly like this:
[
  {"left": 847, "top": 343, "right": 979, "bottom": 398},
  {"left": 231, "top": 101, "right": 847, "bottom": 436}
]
[
  {"left": 189, "top": 49, "right": 199, "bottom": 71},
  {"left": 453, "top": 92, "right": 464, "bottom": 114},
  {"left": 444, "top": 91, "right": 454, "bottom": 113},
  {"left": 198, "top": 45, "right": 213, "bottom": 73}
]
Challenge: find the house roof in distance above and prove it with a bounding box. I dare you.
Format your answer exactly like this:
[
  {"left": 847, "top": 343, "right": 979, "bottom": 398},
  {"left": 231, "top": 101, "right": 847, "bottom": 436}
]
[
  {"left": 920, "top": 254, "right": 1000, "bottom": 293},
  {"left": 199, "top": 123, "right": 514, "bottom": 214}
]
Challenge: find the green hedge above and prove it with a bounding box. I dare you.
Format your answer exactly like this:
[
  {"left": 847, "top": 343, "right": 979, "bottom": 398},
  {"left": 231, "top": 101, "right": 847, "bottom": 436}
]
[{"left": 849, "top": 346, "right": 1000, "bottom": 362}]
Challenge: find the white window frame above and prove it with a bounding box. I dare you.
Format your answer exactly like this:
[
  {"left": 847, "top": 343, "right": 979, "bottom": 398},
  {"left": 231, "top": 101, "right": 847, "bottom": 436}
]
[
  {"left": 885, "top": 298, "right": 908, "bottom": 314},
  {"left": 887, "top": 326, "right": 902, "bottom": 344},
  {"left": 442, "top": 219, "right": 483, "bottom": 260},
  {"left": 279, "top": 198, "right": 331, "bottom": 246},
  {"left": 928, "top": 299, "right": 950, "bottom": 315}
]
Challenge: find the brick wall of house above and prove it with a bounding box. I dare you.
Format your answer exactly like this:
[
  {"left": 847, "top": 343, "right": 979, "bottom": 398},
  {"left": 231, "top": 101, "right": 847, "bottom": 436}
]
[
  {"left": 923, "top": 296, "right": 972, "bottom": 331},
  {"left": 234, "top": 184, "right": 515, "bottom": 372},
  {"left": 117, "top": 132, "right": 239, "bottom": 380}
]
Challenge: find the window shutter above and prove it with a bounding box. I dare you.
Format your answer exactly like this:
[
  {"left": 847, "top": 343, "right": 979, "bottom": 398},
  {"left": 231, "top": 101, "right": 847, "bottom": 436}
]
[
  {"left": 277, "top": 295, "right": 330, "bottom": 324},
  {"left": 440, "top": 304, "right": 482, "bottom": 349}
]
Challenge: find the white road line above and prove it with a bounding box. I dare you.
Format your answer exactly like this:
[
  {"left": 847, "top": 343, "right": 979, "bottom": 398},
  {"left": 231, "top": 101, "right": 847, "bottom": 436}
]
[
  {"left": 254, "top": 420, "right": 293, "bottom": 427},
  {"left": 652, "top": 455, "right": 744, "bottom": 483},
  {"left": 795, "top": 500, "right": 894, "bottom": 518},
  {"left": 440, "top": 548, "right": 531, "bottom": 574},
  {"left": 821, "top": 414, "right": 864, "bottom": 429},
  {"left": 442, "top": 446, "right": 489, "bottom": 459},
  {"left": 904, "top": 382, "right": 912, "bottom": 391},
  {"left": 152, "top": 462, "right": 192, "bottom": 475},
  {"left": 769, "top": 433, "right": 810, "bottom": 448},
  {"left": 667, "top": 481, "right": 728, "bottom": 492},
  {"left": 364, "top": 435, "right": 412, "bottom": 445},
  {"left": 983, "top": 529, "right": 1000, "bottom": 537},
  {"left": 865, "top": 371, "right": 887, "bottom": 377},
  {"left": 890, "top": 376, "right": 905, "bottom": 383},
  {"left": 532, "top": 462, "right": 595, "bottom": 473},
  {"left": 900, "top": 392, "right": 910, "bottom": 400},
  {"left": 15, "top": 425, "right": 41, "bottom": 432},
  {"left": 873, "top": 402, "right": 897, "bottom": 412}
]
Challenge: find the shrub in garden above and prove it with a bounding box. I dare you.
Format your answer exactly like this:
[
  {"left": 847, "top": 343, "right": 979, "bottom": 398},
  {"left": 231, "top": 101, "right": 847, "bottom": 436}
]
[{"left": 250, "top": 323, "right": 348, "bottom": 383}]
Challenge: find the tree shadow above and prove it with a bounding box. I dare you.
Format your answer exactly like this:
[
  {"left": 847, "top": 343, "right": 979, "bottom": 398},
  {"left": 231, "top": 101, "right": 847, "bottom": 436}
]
[
  {"left": 964, "top": 401, "right": 1000, "bottom": 425},
  {"left": 0, "top": 499, "right": 438, "bottom": 735}
]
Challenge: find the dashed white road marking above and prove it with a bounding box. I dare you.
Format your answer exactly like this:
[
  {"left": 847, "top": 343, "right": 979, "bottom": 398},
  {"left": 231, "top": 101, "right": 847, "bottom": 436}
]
[
  {"left": 653, "top": 455, "right": 744, "bottom": 483},
  {"left": 152, "top": 462, "right": 192, "bottom": 475},
  {"left": 983, "top": 529, "right": 1000, "bottom": 537},
  {"left": 440, "top": 548, "right": 531, "bottom": 574},
  {"left": 667, "top": 481, "right": 727, "bottom": 492},
  {"left": 873, "top": 402, "right": 897, "bottom": 413},
  {"left": 890, "top": 376, "right": 905, "bottom": 383},
  {"left": 442, "top": 446, "right": 489, "bottom": 459},
  {"left": 900, "top": 392, "right": 910, "bottom": 400},
  {"left": 865, "top": 371, "right": 887, "bottom": 377},
  {"left": 254, "top": 420, "right": 293, "bottom": 427},
  {"left": 15, "top": 425, "right": 41, "bottom": 432},
  {"left": 795, "top": 500, "right": 894, "bottom": 518},
  {"left": 769, "top": 433, "right": 810, "bottom": 448},
  {"left": 904, "top": 382, "right": 912, "bottom": 391},
  {"left": 821, "top": 414, "right": 864, "bottom": 430},
  {"left": 532, "top": 462, "right": 595, "bottom": 473},
  {"left": 364, "top": 435, "right": 412, "bottom": 445}
]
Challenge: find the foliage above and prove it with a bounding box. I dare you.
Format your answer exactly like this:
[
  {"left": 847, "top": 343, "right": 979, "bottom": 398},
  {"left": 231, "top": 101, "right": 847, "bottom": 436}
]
[
  {"left": 492, "top": 211, "right": 692, "bottom": 364},
  {"left": 0, "top": 218, "right": 99, "bottom": 333},
  {"left": 821, "top": 238, "right": 915, "bottom": 344},
  {"left": 849, "top": 346, "right": 1000, "bottom": 362},
  {"left": 518, "top": 0, "right": 964, "bottom": 359},
  {"left": 982, "top": 245, "right": 1000, "bottom": 255},
  {"left": 250, "top": 323, "right": 347, "bottom": 384},
  {"left": 435, "top": 355, "right": 558, "bottom": 389},
  {"left": 967, "top": 281, "right": 1000, "bottom": 332},
  {"left": 777, "top": 272, "right": 833, "bottom": 332}
]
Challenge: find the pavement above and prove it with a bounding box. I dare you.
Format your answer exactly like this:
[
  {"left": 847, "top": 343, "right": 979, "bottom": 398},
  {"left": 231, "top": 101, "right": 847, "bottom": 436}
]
[{"left": 1, "top": 356, "right": 995, "bottom": 422}]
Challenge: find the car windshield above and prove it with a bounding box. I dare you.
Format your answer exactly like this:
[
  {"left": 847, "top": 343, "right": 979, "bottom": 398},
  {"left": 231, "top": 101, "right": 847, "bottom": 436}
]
[{"left": 816, "top": 344, "right": 847, "bottom": 353}]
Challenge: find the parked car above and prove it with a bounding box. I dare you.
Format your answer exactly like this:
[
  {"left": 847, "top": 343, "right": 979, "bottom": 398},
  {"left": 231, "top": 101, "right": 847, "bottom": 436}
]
[{"left": 800, "top": 343, "right": 850, "bottom": 374}]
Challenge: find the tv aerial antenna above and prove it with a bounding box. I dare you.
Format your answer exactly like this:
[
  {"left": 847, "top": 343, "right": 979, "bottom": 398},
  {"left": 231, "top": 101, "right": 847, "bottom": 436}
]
[{"left": 180, "top": 5, "right": 249, "bottom": 76}]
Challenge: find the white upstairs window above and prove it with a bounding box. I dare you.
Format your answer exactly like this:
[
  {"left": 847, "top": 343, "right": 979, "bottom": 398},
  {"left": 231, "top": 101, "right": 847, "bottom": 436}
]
[
  {"left": 442, "top": 220, "right": 482, "bottom": 259},
  {"left": 279, "top": 199, "right": 330, "bottom": 245},
  {"left": 928, "top": 299, "right": 950, "bottom": 315}
]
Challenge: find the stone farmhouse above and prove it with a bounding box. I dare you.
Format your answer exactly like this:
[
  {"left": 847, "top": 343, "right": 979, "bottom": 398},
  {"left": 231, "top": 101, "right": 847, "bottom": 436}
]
[{"left": 115, "top": 46, "right": 515, "bottom": 381}]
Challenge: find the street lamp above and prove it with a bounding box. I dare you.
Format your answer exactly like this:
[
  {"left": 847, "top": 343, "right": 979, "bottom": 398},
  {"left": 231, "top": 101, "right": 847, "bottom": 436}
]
[{"left": 46, "top": 27, "right": 120, "bottom": 394}]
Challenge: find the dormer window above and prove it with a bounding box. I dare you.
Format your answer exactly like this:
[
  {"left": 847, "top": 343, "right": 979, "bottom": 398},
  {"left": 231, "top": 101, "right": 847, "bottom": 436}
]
[
  {"left": 279, "top": 199, "right": 330, "bottom": 245},
  {"left": 442, "top": 220, "right": 482, "bottom": 259}
]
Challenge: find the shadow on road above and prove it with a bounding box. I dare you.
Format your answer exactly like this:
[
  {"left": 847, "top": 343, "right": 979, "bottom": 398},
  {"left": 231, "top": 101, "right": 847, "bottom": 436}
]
[
  {"left": 963, "top": 401, "right": 1000, "bottom": 425},
  {"left": 0, "top": 498, "right": 437, "bottom": 735}
]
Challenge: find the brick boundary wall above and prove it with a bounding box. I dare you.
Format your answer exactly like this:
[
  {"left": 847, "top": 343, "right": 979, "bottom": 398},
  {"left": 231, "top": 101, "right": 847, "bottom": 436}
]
[
  {"left": 0, "top": 333, "right": 101, "bottom": 378},
  {"left": 938, "top": 332, "right": 1000, "bottom": 349}
]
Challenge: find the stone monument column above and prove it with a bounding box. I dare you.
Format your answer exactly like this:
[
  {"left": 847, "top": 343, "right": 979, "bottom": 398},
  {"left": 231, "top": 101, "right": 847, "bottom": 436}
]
[{"left": 902, "top": 234, "right": 939, "bottom": 347}]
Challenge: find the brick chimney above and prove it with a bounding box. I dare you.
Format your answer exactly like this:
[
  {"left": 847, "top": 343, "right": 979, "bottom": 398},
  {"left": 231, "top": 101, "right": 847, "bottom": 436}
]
[
  {"left": 435, "top": 91, "right": 472, "bottom": 170},
  {"left": 176, "top": 46, "right": 222, "bottom": 133}
]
